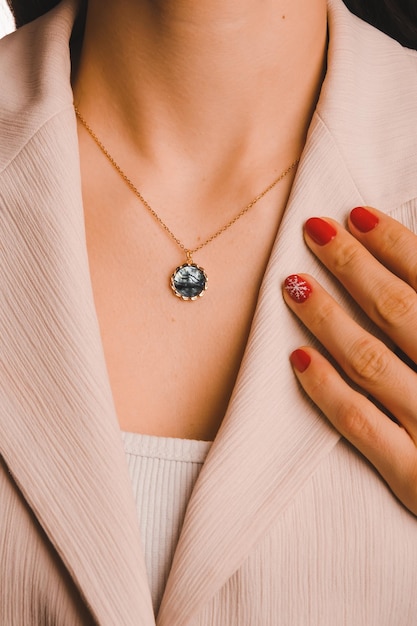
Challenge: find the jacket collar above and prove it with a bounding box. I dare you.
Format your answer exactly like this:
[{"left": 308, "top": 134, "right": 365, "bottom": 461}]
[
  {"left": 0, "top": 2, "right": 155, "bottom": 624},
  {"left": 1, "top": 1, "right": 416, "bottom": 624}
]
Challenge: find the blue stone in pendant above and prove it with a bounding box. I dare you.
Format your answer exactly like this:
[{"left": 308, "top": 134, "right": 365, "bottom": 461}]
[{"left": 171, "top": 263, "right": 208, "bottom": 300}]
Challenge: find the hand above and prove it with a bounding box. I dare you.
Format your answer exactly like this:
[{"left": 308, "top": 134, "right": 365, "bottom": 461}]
[{"left": 283, "top": 206, "right": 417, "bottom": 516}]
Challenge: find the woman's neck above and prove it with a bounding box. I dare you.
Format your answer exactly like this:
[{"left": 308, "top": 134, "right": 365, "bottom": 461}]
[{"left": 72, "top": 0, "right": 327, "bottom": 194}]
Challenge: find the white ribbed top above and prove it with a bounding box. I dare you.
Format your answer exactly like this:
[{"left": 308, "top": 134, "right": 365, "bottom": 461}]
[{"left": 121, "top": 432, "right": 212, "bottom": 613}]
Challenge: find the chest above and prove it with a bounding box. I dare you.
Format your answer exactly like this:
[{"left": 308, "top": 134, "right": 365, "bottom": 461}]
[
  {"left": 83, "top": 195, "right": 286, "bottom": 440},
  {"left": 78, "top": 128, "right": 298, "bottom": 440}
]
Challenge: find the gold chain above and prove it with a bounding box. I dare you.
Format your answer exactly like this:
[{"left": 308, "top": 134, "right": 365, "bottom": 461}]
[{"left": 74, "top": 105, "right": 299, "bottom": 260}]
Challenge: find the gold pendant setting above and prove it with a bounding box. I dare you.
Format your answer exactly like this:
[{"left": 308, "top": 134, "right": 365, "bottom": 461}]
[{"left": 171, "top": 254, "right": 208, "bottom": 300}]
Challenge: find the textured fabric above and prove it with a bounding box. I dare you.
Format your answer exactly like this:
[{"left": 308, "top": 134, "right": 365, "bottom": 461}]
[
  {"left": 1, "top": 0, "right": 417, "bottom": 624},
  {"left": 121, "top": 432, "right": 211, "bottom": 614}
]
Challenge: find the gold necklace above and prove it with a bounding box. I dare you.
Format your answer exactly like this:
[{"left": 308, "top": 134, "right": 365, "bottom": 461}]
[{"left": 74, "top": 106, "right": 299, "bottom": 301}]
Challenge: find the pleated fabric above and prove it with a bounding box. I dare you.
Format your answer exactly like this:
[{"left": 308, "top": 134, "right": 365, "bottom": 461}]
[{"left": 121, "top": 432, "right": 212, "bottom": 613}]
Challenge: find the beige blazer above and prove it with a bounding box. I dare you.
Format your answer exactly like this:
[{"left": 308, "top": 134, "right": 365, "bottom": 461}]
[{"left": 1, "top": 1, "right": 417, "bottom": 624}]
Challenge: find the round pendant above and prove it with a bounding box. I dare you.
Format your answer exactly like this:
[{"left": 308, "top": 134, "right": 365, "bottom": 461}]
[{"left": 171, "top": 263, "right": 208, "bottom": 300}]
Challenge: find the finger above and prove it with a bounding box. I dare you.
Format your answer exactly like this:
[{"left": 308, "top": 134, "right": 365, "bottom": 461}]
[
  {"left": 290, "top": 346, "right": 417, "bottom": 516},
  {"left": 283, "top": 274, "right": 417, "bottom": 438},
  {"left": 303, "top": 216, "right": 417, "bottom": 364},
  {"left": 348, "top": 206, "right": 417, "bottom": 291}
]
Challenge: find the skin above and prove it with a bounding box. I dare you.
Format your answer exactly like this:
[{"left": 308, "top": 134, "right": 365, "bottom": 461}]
[
  {"left": 283, "top": 208, "right": 417, "bottom": 516},
  {"left": 72, "top": 0, "right": 417, "bottom": 515},
  {"left": 72, "top": 0, "right": 327, "bottom": 440}
]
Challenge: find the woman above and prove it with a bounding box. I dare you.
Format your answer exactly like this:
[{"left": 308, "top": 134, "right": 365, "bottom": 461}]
[{"left": 1, "top": 0, "right": 417, "bottom": 623}]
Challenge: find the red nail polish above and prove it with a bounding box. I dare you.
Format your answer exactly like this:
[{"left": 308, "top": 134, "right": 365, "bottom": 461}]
[
  {"left": 284, "top": 274, "right": 312, "bottom": 303},
  {"left": 290, "top": 349, "right": 311, "bottom": 373},
  {"left": 305, "top": 217, "right": 337, "bottom": 246},
  {"left": 350, "top": 207, "right": 379, "bottom": 232}
]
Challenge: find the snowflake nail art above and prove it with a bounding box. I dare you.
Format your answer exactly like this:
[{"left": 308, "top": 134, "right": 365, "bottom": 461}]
[{"left": 284, "top": 274, "right": 312, "bottom": 303}]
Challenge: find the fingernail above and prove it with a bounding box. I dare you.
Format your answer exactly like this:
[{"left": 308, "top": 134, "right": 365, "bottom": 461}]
[
  {"left": 284, "top": 274, "right": 312, "bottom": 303},
  {"left": 290, "top": 349, "right": 311, "bottom": 373},
  {"left": 305, "top": 217, "right": 337, "bottom": 245},
  {"left": 350, "top": 206, "right": 379, "bottom": 232}
]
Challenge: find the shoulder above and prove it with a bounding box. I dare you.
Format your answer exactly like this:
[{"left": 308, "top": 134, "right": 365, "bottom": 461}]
[
  {"left": 316, "top": 0, "right": 417, "bottom": 210},
  {"left": 0, "top": 0, "right": 77, "bottom": 173}
]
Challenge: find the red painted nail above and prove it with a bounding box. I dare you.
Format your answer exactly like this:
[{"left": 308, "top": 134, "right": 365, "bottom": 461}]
[
  {"left": 284, "top": 274, "right": 312, "bottom": 303},
  {"left": 290, "top": 349, "right": 311, "bottom": 373},
  {"left": 350, "top": 206, "right": 379, "bottom": 232},
  {"left": 305, "top": 217, "right": 337, "bottom": 246}
]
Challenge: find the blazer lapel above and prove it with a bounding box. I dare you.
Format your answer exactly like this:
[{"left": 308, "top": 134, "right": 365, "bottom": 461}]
[
  {"left": 0, "top": 2, "right": 154, "bottom": 624},
  {"left": 158, "top": 0, "right": 417, "bottom": 623}
]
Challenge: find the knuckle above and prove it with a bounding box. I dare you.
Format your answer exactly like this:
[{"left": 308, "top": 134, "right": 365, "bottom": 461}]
[
  {"left": 380, "top": 227, "right": 404, "bottom": 254},
  {"left": 310, "top": 299, "right": 336, "bottom": 330},
  {"left": 308, "top": 367, "right": 334, "bottom": 399},
  {"left": 373, "top": 283, "right": 416, "bottom": 328},
  {"left": 346, "top": 337, "right": 390, "bottom": 385},
  {"left": 331, "top": 240, "right": 361, "bottom": 273},
  {"left": 334, "top": 401, "right": 374, "bottom": 441}
]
